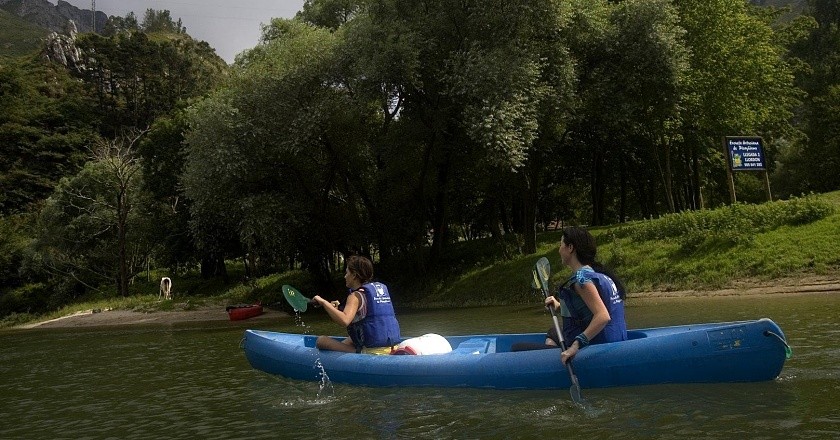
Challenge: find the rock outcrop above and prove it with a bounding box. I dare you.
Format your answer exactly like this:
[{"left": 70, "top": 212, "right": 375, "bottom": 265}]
[{"left": 42, "top": 19, "right": 85, "bottom": 73}]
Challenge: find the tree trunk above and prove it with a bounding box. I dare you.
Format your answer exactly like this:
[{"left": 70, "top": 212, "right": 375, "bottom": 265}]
[
  {"left": 117, "top": 188, "right": 129, "bottom": 297},
  {"left": 591, "top": 148, "right": 605, "bottom": 225},
  {"left": 428, "top": 157, "right": 451, "bottom": 266},
  {"left": 522, "top": 161, "right": 538, "bottom": 254},
  {"left": 692, "top": 147, "right": 703, "bottom": 209},
  {"left": 619, "top": 155, "right": 627, "bottom": 223},
  {"left": 201, "top": 255, "right": 215, "bottom": 279},
  {"left": 654, "top": 135, "right": 676, "bottom": 213},
  {"left": 216, "top": 255, "right": 229, "bottom": 283}
]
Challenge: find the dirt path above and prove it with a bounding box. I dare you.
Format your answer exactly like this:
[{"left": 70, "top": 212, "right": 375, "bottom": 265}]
[{"left": 14, "top": 275, "right": 840, "bottom": 330}]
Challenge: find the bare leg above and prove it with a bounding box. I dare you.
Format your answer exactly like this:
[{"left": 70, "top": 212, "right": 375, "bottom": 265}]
[{"left": 316, "top": 336, "right": 357, "bottom": 352}]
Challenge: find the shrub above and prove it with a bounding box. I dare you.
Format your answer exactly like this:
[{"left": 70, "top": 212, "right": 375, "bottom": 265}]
[
  {"left": 0, "top": 283, "right": 51, "bottom": 316},
  {"left": 612, "top": 195, "right": 835, "bottom": 251}
]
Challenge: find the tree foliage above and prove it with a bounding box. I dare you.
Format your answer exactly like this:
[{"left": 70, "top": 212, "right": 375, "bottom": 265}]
[
  {"left": 0, "top": 59, "right": 97, "bottom": 215},
  {"left": 178, "top": 0, "right": 804, "bottom": 285},
  {"left": 776, "top": 0, "right": 840, "bottom": 194},
  {"left": 141, "top": 9, "right": 186, "bottom": 34},
  {"left": 73, "top": 26, "right": 227, "bottom": 135}
]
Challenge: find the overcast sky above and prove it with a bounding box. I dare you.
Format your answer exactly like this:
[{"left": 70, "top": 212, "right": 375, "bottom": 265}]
[{"left": 61, "top": 0, "right": 307, "bottom": 63}]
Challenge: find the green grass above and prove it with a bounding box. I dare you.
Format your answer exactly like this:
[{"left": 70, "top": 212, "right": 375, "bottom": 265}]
[
  {"left": 0, "top": 9, "right": 48, "bottom": 59},
  {"left": 400, "top": 192, "right": 840, "bottom": 307},
  {"left": 597, "top": 193, "right": 839, "bottom": 292}
]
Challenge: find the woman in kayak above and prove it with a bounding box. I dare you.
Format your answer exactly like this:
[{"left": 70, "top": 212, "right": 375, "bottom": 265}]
[
  {"left": 546, "top": 226, "right": 628, "bottom": 363},
  {"left": 312, "top": 255, "right": 401, "bottom": 353},
  {"left": 514, "top": 227, "right": 627, "bottom": 361}
]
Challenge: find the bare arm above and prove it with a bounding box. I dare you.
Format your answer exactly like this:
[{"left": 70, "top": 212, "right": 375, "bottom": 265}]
[
  {"left": 560, "top": 282, "right": 611, "bottom": 363},
  {"left": 314, "top": 290, "right": 362, "bottom": 328}
]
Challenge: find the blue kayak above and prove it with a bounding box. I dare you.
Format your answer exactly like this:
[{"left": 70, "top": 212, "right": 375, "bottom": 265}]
[{"left": 242, "top": 318, "right": 789, "bottom": 390}]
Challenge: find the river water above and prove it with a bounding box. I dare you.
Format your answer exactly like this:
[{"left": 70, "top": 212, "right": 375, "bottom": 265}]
[{"left": 1, "top": 292, "right": 837, "bottom": 439}]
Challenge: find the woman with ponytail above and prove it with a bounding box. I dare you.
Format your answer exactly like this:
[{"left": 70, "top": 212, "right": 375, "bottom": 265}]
[
  {"left": 545, "top": 227, "right": 628, "bottom": 363},
  {"left": 515, "top": 227, "right": 628, "bottom": 361}
]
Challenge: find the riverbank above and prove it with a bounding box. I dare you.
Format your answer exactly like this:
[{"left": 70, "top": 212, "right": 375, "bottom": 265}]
[
  {"left": 15, "top": 302, "right": 288, "bottom": 329},
  {"left": 14, "top": 274, "right": 839, "bottom": 330}
]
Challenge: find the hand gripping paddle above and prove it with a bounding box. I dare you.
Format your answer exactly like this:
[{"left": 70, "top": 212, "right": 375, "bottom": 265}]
[{"left": 533, "top": 257, "right": 584, "bottom": 404}]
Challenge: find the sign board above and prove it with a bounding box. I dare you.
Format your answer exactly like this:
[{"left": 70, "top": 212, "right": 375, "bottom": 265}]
[{"left": 726, "top": 136, "right": 766, "bottom": 171}]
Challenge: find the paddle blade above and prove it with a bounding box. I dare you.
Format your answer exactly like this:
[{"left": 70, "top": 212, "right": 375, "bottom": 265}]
[
  {"left": 570, "top": 384, "right": 583, "bottom": 404},
  {"left": 531, "top": 270, "right": 541, "bottom": 293},
  {"left": 535, "top": 257, "right": 551, "bottom": 295},
  {"left": 567, "top": 363, "right": 585, "bottom": 404},
  {"left": 282, "top": 284, "right": 310, "bottom": 312}
]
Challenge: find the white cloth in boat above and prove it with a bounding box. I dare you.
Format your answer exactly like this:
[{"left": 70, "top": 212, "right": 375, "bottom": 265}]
[{"left": 392, "top": 333, "right": 452, "bottom": 355}]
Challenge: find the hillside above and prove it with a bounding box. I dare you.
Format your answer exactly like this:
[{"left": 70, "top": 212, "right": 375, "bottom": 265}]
[
  {"left": 0, "top": 8, "right": 47, "bottom": 58},
  {"left": 0, "top": 0, "right": 106, "bottom": 33},
  {"left": 752, "top": 0, "right": 807, "bottom": 12}
]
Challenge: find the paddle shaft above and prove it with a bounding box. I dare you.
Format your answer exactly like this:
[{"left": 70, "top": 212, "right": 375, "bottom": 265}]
[
  {"left": 546, "top": 298, "right": 582, "bottom": 391},
  {"left": 534, "top": 265, "right": 583, "bottom": 402}
]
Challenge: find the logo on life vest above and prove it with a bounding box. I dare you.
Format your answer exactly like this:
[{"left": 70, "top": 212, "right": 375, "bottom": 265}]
[{"left": 374, "top": 283, "right": 391, "bottom": 304}]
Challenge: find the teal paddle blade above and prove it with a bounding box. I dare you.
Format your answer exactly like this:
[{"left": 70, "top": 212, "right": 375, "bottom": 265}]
[{"left": 282, "top": 284, "right": 310, "bottom": 312}]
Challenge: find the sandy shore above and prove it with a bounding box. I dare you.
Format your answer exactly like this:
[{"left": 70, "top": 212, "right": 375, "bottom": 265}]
[
  {"left": 15, "top": 303, "right": 289, "bottom": 329},
  {"left": 631, "top": 274, "right": 840, "bottom": 298},
  {"left": 13, "top": 274, "right": 840, "bottom": 330}
]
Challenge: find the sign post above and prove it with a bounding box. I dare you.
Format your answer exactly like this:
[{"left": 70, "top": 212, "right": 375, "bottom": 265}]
[{"left": 724, "top": 136, "right": 772, "bottom": 203}]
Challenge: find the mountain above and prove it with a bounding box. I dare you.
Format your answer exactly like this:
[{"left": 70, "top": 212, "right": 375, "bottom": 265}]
[
  {"left": 0, "top": 7, "right": 48, "bottom": 57},
  {"left": 0, "top": 0, "right": 106, "bottom": 34}
]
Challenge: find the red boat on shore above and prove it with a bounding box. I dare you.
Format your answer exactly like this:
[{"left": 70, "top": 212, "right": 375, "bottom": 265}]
[{"left": 226, "top": 303, "right": 264, "bottom": 321}]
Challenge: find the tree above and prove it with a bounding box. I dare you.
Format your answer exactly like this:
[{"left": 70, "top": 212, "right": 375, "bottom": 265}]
[
  {"left": 675, "top": 0, "right": 798, "bottom": 208},
  {"left": 585, "top": 0, "right": 687, "bottom": 221},
  {"left": 185, "top": 19, "right": 363, "bottom": 285},
  {"left": 141, "top": 9, "right": 186, "bottom": 34},
  {"left": 102, "top": 12, "right": 139, "bottom": 36},
  {"left": 297, "top": 0, "right": 365, "bottom": 30},
  {"left": 73, "top": 27, "right": 227, "bottom": 135},
  {"left": 777, "top": 0, "right": 840, "bottom": 194},
  {"left": 337, "top": 0, "right": 575, "bottom": 258},
  {"left": 136, "top": 110, "right": 199, "bottom": 273},
  {"left": 35, "top": 131, "right": 154, "bottom": 298}
]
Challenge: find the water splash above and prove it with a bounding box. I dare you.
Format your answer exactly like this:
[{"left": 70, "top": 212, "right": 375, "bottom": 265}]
[
  {"left": 314, "top": 358, "right": 335, "bottom": 399},
  {"left": 293, "top": 311, "right": 312, "bottom": 334}
]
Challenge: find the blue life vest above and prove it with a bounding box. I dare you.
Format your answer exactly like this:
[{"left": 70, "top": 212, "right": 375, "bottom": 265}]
[
  {"left": 556, "top": 269, "right": 627, "bottom": 344},
  {"left": 347, "top": 282, "right": 401, "bottom": 350}
]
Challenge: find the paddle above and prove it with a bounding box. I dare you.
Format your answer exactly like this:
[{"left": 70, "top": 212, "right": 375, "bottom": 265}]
[
  {"left": 533, "top": 257, "right": 584, "bottom": 404},
  {"left": 282, "top": 284, "right": 339, "bottom": 312},
  {"left": 282, "top": 284, "right": 316, "bottom": 312}
]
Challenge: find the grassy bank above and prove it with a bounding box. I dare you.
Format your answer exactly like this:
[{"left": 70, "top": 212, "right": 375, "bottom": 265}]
[{"left": 5, "top": 191, "right": 839, "bottom": 327}]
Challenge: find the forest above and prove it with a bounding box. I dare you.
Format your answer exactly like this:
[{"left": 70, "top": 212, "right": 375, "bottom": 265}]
[{"left": 1, "top": 0, "right": 839, "bottom": 317}]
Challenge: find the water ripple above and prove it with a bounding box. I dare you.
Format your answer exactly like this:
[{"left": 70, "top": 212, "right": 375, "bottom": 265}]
[{"left": 2, "top": 294, "right": 839, "bottom": 439}]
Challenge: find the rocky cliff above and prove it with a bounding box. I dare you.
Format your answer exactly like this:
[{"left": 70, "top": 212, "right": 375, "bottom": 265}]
[
  {"left": 42, "top": 19, "right": 85, "bottom": 73},
  {"left": 0, "top": 0, "right": 107, "bottom": 33}
]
